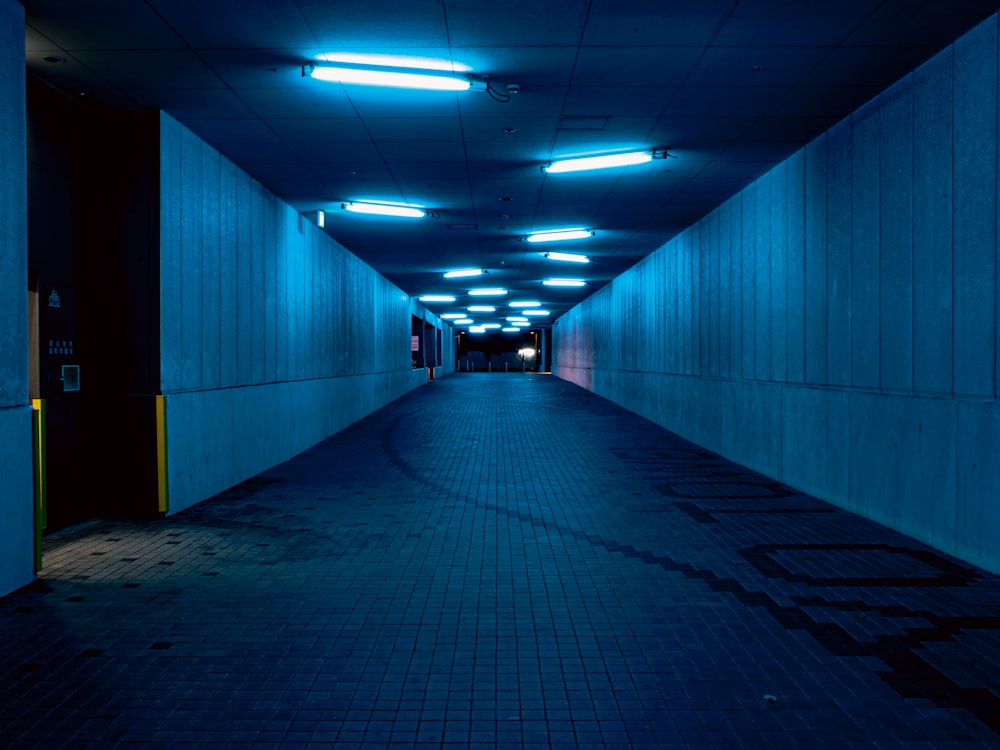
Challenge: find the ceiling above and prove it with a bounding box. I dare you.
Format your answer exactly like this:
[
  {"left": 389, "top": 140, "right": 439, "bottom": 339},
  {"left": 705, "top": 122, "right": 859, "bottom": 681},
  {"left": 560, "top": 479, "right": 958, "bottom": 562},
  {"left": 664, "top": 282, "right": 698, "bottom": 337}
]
[{"left": 22, "top": 0, "right": 1000, "bottom": 331}]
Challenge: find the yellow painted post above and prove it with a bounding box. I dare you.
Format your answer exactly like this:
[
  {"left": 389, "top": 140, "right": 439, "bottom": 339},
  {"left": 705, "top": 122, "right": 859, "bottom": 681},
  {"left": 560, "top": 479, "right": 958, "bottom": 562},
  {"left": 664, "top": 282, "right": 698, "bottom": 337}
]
[
  {"left": 155, "top": 395, "right": 169, "bottom": 514},
  {"left": 30, "top": 399, "right": 46, "bottom": 571}
]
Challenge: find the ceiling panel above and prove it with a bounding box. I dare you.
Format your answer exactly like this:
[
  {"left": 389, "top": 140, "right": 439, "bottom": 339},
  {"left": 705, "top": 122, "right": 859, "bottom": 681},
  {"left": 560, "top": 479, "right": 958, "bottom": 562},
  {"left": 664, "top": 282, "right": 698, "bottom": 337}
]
[{"left": 23, "top": 0, "right": 1000, "bottom": 327}]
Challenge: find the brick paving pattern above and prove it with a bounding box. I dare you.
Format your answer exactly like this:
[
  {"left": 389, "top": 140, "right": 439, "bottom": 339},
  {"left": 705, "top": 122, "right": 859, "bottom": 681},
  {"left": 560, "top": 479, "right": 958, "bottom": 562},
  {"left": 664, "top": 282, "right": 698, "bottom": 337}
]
[{"left": 2, "top": 374, "right": 999, "bottom": 748}]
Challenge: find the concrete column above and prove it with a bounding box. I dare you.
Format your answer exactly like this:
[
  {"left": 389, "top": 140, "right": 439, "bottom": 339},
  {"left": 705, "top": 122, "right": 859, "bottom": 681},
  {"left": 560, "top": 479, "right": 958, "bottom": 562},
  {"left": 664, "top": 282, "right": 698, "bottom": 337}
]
[{"left": 0, "top": 0, "right": 35, "bottom": 596}]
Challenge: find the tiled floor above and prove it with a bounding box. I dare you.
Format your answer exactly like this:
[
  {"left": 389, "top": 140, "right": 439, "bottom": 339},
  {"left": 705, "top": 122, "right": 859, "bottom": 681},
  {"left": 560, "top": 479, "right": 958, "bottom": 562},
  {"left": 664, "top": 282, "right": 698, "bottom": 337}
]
[{"left": 2, "top": 374, "right": 1000, "bottom": 749}]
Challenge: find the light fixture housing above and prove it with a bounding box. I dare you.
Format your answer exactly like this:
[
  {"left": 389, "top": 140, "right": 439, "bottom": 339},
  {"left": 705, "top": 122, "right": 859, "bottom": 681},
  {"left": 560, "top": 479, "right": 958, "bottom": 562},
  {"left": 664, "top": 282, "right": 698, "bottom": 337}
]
[
  {"left": 440, "top": 313, "right": 467, "bottom": 319},
  {"left": 443, "top": 268, "right": 485, "bottom": 279},
  {"left": 543, "top": 278, "right": 587, "bottom": 287},
  {"left": 544, "top": 251, "right": 590, "bottom": 263},
  {"left": 454, "top": 318, "right": 474, "bottom": 324},
  {"left": 509, "top": 300, "right": 541, "bottom": 308},
  {"left": 525, "top": 228, "right": 594, "bottom": 243},
  {"left": 468, "top": 287, "right": 507, "bottom": 296},
  {"left": 343, "top": 201, "right": 425, "bottom": 218},
  {"left": 543, "top": 150, "right": 656, "bottom": 173},
  {"left": 467, "top": 305, "right": 496, "bottom": 313},
  {"left": 523, "top": 309, "right": 550, "bottom": 316},
  {"left": 419, "top": 295, "right": 456, "bottom": 303},
  {"left": 305, "top": 61, "right": 473, "bottom": 91}
]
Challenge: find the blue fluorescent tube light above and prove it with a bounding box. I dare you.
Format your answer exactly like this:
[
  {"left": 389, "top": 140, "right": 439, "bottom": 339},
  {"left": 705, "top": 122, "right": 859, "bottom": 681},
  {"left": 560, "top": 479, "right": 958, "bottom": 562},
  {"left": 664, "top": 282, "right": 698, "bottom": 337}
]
[
  {"left": 468, "top": 287, "right": 507, "bottom": 296},
  {"left": 544, "top": 150, "right": 653, "bottom": 173},
  {"left": 509, "top": 300, "right": 541, "bottom": 308},
  {"left": 523, "top": 309, "right": 550, "bottom": 316},
  {"left": 543, "top": 278, "right": 587, "bottom": 287},
  {"left": 306, "top": 62, "right": 471, "bottom": 91},
  {"left": 419, "top": 295, "right": 456, "bottom": 303},
  {"left": 544, "top": 251, "right": 589, "bottom": 263},
  {"left": 343, "top": 201, "right": 425, "bottom": 218},
  {"left": 525, "top": 228, "right": 593, "bottom": 243},
  {"left": 443, "top": 268, "right": 484, "bottom": 279},
  {"left": 454, "top": 318, "right": 474, "bottom": 324},
  {"left": 467, "top": 305, "right": 496, "bottom": 312},
  {"left": 440, "top": 313, "right": 467, "bottom": 319}
]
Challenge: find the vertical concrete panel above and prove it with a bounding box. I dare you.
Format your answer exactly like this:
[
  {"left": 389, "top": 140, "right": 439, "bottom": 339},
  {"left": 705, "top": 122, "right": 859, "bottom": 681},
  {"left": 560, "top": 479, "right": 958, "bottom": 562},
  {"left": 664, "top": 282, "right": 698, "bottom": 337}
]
[
  {"left": 847, "top": 392, "right": 900, "bottom": 521},
  {"left": 0, "top": 409, "right": 33, "bottom": 596},
  {"left": 680, "top": 233, "right": 693, "bottom": 374},
  {"left": 826, "top": 119, "right": 853, "bottom": 386},
  {"left": 781, "top": 385, "right": 849, "bottom": 503},
  {"left": 250, "top": 184, "right": 266, "bottom": 383},
  {"left": 804, "top": 137, "right": 829, "bottom": 385},
  {"left": 741, "top": 189, "right": 757, "bottom": 379},
  {"left": 770, "top": 164, "right": 789, "bottom": 382},
  {"left": 274, "top": 209, "right": 288, "bottom": 382},
  {"left": 728, "top": 198, "right": 743, "bottom": 379},
  {"left": 219, "top": 159, "right": 238, "bottom": 387},
  {"left": 693, "top": 227, "right": 706, "bottom": 375},
  {"left": 718, "top": 205, "right": 732, "bottom": 378},
  {"left": 0, "top": 0, "right": 25, "bottom": 406},
  {"left": 754, "top": 179, "right": 771, "bottom": 381},
  {"left": 179, "top": 128, "right": 203, "bottom": 391},
  {"left": 879, "top": 77, "right": 915, "bottom": 393},
  {"left": 235, "top": 171, "right": 253, "bottom": 385},
  {"left": 667, "top": 241, "right": 679, "bottom": 373},
  {"left": 956, "top": 402, "right": 1000, "bottom": 571},
  {"left": 894, "top": 398, "right": 957, "bottom": 552},
  {"left": 708, "top": 215, "right": 722, "bottom": 377},
  {"left": 159, "top": 114, "right": 183, "bottom": 390},
  {"left": 953, "top": 17, "right": 998, "bottom": 397},
  {"left": 912, "top": 50, "right": 954, "bottom": 396},
  {"left": 0, "top": 0, "right": 34, "bottom": 597},
  {"left": 201, "top": 147, "right": 222, "bottom": 390},
  {"left": 785, "top": 152, "right": 806, "bottom": 384},
  {"left": 851, "top": 101, "right": 880, "bottom": 390},
  {"left": 263, "top": 198, "right": 278, "bottom": 383}
]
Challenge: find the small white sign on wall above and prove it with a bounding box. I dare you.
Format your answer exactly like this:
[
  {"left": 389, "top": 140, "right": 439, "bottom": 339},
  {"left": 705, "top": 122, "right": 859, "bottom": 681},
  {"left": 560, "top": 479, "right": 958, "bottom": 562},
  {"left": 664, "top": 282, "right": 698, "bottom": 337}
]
[{"left": 411, "top": 335, "right": 420, "bottom": 352}]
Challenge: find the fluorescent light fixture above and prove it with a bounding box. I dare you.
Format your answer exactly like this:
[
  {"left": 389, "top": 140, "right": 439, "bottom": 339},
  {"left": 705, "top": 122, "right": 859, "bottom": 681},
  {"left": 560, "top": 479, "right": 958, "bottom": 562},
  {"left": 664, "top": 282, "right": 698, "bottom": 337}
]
[
  {"left": 525, "top": 228, "right": 594, "bottom": 243},
  {"left": 440, "top": 313, "right": 467, "bottom": 319},
  {"left": 523, "top": 309, "right": 550, "bottom": 316},
  {"left": 343, "top": 201, "right": 425, "bottom": 218},
  {"left": 454, "top": 318, "right": 474, "bottom": 324},
  {"left": 506, "top": 317, "right": 529, "bottom": 323},
  {"left": 467, "top": 305, "right": 496, "bottom": 312},
  {"left": 419, "top": 295, "right": 456, "bottom": 303},
  {"left": 317, "top": 54, "right": 472, "bottom": 73},
  {"left": 544, "top": 150, "right": 653, "bottom": 173},
  {"left": 305, "top": 61, "right": 471, "bottom": 91},
  {"left": 509, "top": 300, "right": 541, "bottom": 308},
  {"left": 443, "top": 268, "right": 484, "bottom": 279},
  {"left": 501, "top": 327, "right": 521, "bottom": 332},
  {"left": 543, "top": 278, "right": 587, "bottom": 287},
  {"left": 482, "top": 323, "right": 502, "bottom": 329},
  {"left": 468, "top": 287, "right": 507, "bottom": 296},
  {"left": 317, "top": 210, "right": 325, "bottom": 228},
  {"left": 544, "top": 251, "right": 589, "bottom": 263},
  {"left": 468, "top": 326, "right": 486, "bottom": 333}
]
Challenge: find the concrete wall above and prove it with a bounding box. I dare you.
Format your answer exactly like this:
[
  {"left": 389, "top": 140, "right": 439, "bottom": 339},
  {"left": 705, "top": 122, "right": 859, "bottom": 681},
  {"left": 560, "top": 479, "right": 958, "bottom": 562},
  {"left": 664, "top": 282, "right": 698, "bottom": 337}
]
[
  {"left": 0, "top": 0, "right": 34, "bottom": 596},
  {"left": 159, "top": 113, "right": 427, "bottom": 513},
  {"left": 554, "top": 13, "right": 1000, "bottom": 575}
]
